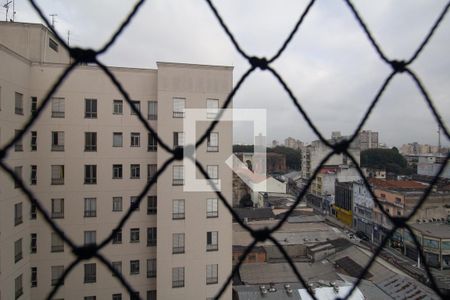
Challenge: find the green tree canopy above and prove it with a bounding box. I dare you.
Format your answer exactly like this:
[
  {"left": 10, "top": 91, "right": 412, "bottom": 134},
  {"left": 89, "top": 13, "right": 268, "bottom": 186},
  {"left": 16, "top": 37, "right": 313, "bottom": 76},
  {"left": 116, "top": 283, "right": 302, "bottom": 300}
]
[{"left": 361, "top": 148, "right": 413, "bottom": 175}]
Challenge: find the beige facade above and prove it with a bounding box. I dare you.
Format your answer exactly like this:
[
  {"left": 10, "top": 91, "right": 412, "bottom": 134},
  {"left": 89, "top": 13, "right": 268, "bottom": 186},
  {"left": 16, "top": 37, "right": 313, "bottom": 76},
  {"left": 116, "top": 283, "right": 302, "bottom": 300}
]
[{"left": 0, "top": 21, "right": 232, "bottom": 300}]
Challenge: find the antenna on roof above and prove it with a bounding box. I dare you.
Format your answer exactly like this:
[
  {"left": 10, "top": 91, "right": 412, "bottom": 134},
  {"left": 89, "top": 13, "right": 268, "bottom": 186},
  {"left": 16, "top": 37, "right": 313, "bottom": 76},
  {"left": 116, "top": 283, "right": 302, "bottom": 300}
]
[
  {"left": 49, "top": 13, "right": 57, "bottom": 28},
  {"left": 3, "top": 0, "right": 12, "bottom": 21}
]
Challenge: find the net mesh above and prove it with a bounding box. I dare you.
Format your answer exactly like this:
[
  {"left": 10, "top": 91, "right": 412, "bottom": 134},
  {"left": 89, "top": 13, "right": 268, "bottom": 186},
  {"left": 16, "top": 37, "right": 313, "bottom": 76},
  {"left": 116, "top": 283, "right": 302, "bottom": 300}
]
[{"left": 0, "top": 0, "right": 449, "bottom": 299}]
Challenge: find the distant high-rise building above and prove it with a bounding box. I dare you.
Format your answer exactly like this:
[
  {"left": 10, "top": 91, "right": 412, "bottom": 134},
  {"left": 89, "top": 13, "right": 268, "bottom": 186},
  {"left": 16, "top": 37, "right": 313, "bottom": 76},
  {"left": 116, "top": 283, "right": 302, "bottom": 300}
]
[
  {"left": 0, "top": 21, "right": 232, "bottom": 300},
  {"left": 284, "top": 137, "right": 303, "bottom": 150},
  {"left": 359, "top": 130, "right": 379, "bottom": 151}
]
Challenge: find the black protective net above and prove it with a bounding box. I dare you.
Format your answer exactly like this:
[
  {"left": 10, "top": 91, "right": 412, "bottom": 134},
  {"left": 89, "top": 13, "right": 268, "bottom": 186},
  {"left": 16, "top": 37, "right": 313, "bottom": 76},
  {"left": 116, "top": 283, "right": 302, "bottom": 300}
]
[{"left": 0, "top": 0, "right": 449, "bottom": 299}]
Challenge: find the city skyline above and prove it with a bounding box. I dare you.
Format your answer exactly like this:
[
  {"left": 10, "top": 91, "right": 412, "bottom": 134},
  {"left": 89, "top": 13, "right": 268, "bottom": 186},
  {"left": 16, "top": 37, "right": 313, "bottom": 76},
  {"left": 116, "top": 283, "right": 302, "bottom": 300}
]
[{"left": 8, "top": 0, "right": 450, "bottom": 147}]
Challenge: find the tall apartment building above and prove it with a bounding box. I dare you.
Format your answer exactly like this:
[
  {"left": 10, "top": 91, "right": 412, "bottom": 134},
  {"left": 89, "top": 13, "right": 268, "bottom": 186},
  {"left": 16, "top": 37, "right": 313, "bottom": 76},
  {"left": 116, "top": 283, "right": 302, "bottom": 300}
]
[
  {"left": 358, "top": 130, "right": 378, "bottom": 151},
  {"left": 0, "top": 21, "right": 232, "bottom": 300}
]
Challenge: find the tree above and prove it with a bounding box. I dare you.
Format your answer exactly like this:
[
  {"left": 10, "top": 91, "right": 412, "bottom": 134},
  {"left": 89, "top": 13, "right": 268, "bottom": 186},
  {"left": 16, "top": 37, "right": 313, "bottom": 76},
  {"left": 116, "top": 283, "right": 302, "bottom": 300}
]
[
  {"left": 269, "top": 146, "right": 302, "bottom": 171},
  {"left": 361, "top": 148, "right": 413, "bottom": 175}
]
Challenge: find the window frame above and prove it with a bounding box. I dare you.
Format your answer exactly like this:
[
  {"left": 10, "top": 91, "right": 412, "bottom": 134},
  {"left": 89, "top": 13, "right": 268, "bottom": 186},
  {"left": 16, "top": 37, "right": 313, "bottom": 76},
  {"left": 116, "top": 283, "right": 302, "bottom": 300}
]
[
  {"left": 85, "top": 98, "right": 98, "bottom": 119},
  {"left": 172, "top": 199, "right": 185, "bottom": 220}
]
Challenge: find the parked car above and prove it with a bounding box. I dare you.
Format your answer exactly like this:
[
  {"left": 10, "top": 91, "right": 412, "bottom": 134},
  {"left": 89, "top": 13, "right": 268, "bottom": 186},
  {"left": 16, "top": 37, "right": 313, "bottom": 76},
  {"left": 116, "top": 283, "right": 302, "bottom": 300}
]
[{"left": 356, "top": 231, "right": 370, "bottom": 241}]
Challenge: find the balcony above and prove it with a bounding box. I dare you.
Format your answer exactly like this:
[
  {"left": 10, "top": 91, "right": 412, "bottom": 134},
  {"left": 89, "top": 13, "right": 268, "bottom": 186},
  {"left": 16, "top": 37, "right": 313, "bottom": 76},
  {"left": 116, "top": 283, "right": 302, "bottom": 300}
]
[
  {"left": 147, "top": 270, "right": 156, "bottom": 278},
  {"left": 15, "top": 107, "right": 23, "bottom": 115},
  {"left": 84, "top": 275, "right": 96, "bottom": 284},
  {"left": 51, "top": 212, "right": 64, "bottom": 219},
  {"left": 14, "top": 216, "right": 23, "bottom": 226},
  {"left": 14, "top": 144, "right": 23, "bottom": 151}
]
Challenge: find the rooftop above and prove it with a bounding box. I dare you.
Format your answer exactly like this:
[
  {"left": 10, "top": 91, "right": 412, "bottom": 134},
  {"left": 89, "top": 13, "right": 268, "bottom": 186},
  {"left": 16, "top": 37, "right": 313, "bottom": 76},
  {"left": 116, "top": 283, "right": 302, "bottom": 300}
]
[
  {"left": 410, "top": 222, "right": 450, "bottom": 239},
  {"left": 369, "top": 178, "right": 428, "bottom": 190}
]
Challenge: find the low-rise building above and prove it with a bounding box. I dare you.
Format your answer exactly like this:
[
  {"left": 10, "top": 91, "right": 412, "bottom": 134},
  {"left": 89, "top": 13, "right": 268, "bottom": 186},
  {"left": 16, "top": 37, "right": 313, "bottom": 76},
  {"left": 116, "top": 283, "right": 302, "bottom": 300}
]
[{"left": 352, "top": 181, "right": 375, "bottom": 241}]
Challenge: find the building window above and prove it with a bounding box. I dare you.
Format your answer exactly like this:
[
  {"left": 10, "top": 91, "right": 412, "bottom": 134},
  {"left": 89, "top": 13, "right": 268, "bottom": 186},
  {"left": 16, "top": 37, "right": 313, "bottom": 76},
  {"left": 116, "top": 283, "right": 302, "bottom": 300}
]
[
  {"left": 49, "top": 38, "right": 58, "bottom": 51},
  {"left": 112, "top": 197, "right": 123, "bottom": 212},
  {"left": 173, "top": 199, "right": 185, "bottom": 220},
  {"left": 207, "top": 165, "right": 219, "bottom": 184},
  {"left": 84, "top": 165, "right": 97, "bottom": 184},
  {"left": 130, "top": 100, "right": 140, "bottom": 115},
  {"left": 147, "top": 196, "right": 157, "bottom": 215},
  {"left": 130, "top": 228, "right": 140, "bottom": 243},
  {"left": 173, "top": 98, "right": 185, "bottom": 118},
  {"left": 147, "top": 227, "right": 157, "bottom": 247},
  {"left": 113, "top": 132, "right": 123, "bottom": 147},
  {"left": 14, "top": 238, "right": 23, "bottom": 263},
  {"left": 14, "top": 202, "right": 23, "bottom": 226},
  {"left": 112, "top": 294, "right": 122, "bottom": 300},
  {"left": 130, "top": 260, "right": 140, "bottom": 275},
  {"left": 51, "top": 198, "right": 64, "bottom": 219},
  {"left": 112, "top": 164, "right": 123, "bottom": 179},
  {"left": 112, "top": 261, "right": 122, "bottom": 276},
  {"left": 148, "top": 101, "right": 157, "bottom": 120},
  {"left": 130, "top": 164, "right": 140, "bottom": 179},
  {"left": 15, "top": 274, "right": 23, "bottom": 299},
  {"left": 130, "top": 196, "right": 139, "bottom": 211},
  {"left": 207, "top": 198, "right": 218, "bottom": 218},
  {"left": 207, "top": 132, "right": 219, "bottom": 152},
  {"left": 173, "top": 165, "right": 184, "bottom": 185},
  {"left": 84, "top": 198, "right": 97, "bottom": 218},
  {"left": 30, "top": 233, "right": 37, "bottom": 253},
  {"left": 147, "top": 164, "right": 157, "bottom": 182},
  {"left": 30, "top": 165, "right": 37, "bottom": 185},
  {"left": 206, "top": 264, "right": 218, "bottom": 284},
  {"left": 148, "top": 132, "right": 157, "bottom": 151},
  {"left": 31, "top": 131, "right": 37, "bottom": 151},
  {"left": 172, "top": 267, "right": 185, "bottom": 288},
  {"left": 112, "top": 229, "right": 122, "bottom": 244},
  {"left": 173, "top": 132, "right": 184, "bottom": 148},
  {"left": 31, "top": 96, "right": 37, "bottom": 115},
  {"left": 51, "top": 131, "right": 64, "bottom": 151},
  {"left": 85, "top": 98, "right": 97, "bottom": 118},
  {"left": 207, "top": 231, "right": 218, "bottom": 251},
  {"left": 147, "top": 290, "right": 156, "bottom": 300},
  {"left": 30, "top": 203, "right": 37, "bottom": 219},
  {"left": 172, "top": 233, "right": 185, "bottom": 254},
  {"left": 131, "top": 132, "right": 140, "bottom": 147},
  {"left": 51, "top": 97, "right": 65, "bottom": 118},
  {"left": 84, "top": 230, "right": 96, "bottom": 245},
  {"left": 51, "top": 265, "right": 64, "bottom": 286},
  {"left": 207, "top": 99, "right": 219, "bottom": 119},
  {"left": 51, "top": 232, "right": 64, "bottom": 252},
  {"left": 147, "top": 259, "right": 156, "bottom": 278},
  {"left": 84, "top": 297, "right": 96, "bottom": 300},
  {"left": 14, "top": 129, "right": 23, "bottom": 151},
  {"left": 14, "top": 166, "right": 22, "bottom": 188},
  {"left": 51, "top": 165, "right": 64, "bottom": 185},
  {"left": 84, "top": 263, "right": 96, "bottom": 283},
  {"left": 15, "top": 92, "right": 23, "bottom": 115},
  {"left": 131, "top": 292, "right": 140, "bottom": 300},
  {"left": 31, "top": 267, "right": 37, "bottom": 287},
  {"left": 113, "top": 100, "right": 123, "bottom": 115},
  {"left": 85, "top": 132, "right": 97, "bottom": 151}
]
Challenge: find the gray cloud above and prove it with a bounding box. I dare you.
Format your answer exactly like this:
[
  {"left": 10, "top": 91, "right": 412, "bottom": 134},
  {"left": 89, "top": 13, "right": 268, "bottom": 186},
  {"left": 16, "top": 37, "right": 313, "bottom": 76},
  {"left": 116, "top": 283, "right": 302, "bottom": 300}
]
[{"left": 13, "top": 0, "right": 450, "bottom": 147}]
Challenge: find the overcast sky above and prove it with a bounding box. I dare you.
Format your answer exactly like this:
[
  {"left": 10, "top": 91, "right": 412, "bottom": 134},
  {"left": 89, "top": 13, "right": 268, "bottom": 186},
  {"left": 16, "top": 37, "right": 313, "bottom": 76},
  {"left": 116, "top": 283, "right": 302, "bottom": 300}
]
[{"left": 7, "top": 0, "right": 450, "bottom": 147}]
